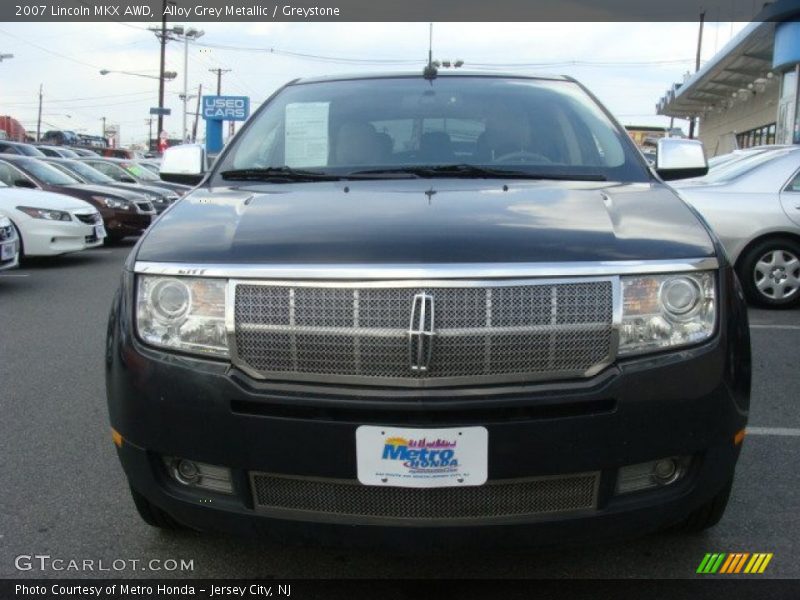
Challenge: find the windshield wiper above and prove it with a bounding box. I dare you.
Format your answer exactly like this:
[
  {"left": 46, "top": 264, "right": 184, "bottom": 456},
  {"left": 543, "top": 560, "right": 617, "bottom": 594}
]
[
  {"left": 348, "top": 164, "right": 607, "bottom": 181},
  {"left": 220, "top": 167, "right": 343, "bottom": 182}
]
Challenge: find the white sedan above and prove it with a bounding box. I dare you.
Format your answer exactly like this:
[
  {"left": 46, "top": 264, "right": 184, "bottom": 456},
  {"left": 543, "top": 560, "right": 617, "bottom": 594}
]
[
  {"left": 0, "top": 215, "right": 20, "bottom": 270},
  {"left": 0, "top": 182, "right": 106, "bottom": 258}
]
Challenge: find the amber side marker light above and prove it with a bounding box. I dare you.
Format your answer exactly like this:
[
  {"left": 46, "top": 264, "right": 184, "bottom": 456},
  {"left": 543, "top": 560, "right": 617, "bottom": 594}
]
[
  {"left": 734, "top": 429, "right": 746, "bottom": 446},
  {"left": 111, "top": 428, "right": 124, "bottom": 448}
]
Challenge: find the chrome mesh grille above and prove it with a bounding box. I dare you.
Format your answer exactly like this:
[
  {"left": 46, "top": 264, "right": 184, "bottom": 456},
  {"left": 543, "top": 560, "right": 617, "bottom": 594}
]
[
  {"left": 250, "top": 472, "right": 599, "bottom": 521},
  {"left": 233, "top": 280, "right": 614, "bottom": 386}
]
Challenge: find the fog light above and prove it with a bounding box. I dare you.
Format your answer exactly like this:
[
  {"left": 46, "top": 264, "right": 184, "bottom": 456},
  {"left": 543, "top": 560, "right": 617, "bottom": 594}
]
[
  {"left": 164, "top": 457, "right": 234, "bottom": 494},
  {"left": 616, "top": 456, "right": 689, "bottom": 495},
  {"left": 175, "top": 459, "right": 200, "bottom": 484},
  {"left": 654, "top": 458, "right": 678, "bottom": 482}
]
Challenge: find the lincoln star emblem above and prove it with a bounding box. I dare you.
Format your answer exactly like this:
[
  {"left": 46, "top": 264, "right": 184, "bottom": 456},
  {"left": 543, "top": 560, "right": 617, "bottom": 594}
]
[{"left": 408, "top": 292, "right": 435, "bottom": 371}]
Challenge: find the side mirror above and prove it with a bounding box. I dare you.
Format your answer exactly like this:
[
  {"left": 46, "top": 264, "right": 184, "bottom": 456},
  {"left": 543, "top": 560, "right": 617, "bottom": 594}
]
[
  {"left": 160, "top": 144, "right": 206, "bottom": 186},
  {"left": 120, "top": 176, "right": 137, "bottom": 183},
  {"left": 13, "top": 178, "right": 36, "bottom": 189},
  {"left": 655, "top": 138, "right": 708, "bottom": 181}
]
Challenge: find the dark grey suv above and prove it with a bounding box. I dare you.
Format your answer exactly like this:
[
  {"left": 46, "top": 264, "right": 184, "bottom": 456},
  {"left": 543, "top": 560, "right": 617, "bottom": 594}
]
[{"left": 106, "top": 72, "right": 750, "bottom": 545}]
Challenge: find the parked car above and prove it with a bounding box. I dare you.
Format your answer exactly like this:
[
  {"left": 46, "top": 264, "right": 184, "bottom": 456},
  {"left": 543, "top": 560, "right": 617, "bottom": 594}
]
[
  {"left": 673, "top": 146, "right": 800, "bottom": 308},
  {"left": 0, "top": 155, "right": 154, "bottom": 242},
  {"left": 0, "top": 141, "right": 46, "bottom": 157},
  {"left": 41, "top": 157, "right": 179, "bottom": 214},
  {"left": 41, "top": 130, "right": 80, "bottom": 146},
  {"left": 107, "top": 73, "right": 750, "bottom": 544},
  {"left": 34, "top": 145, "right": 80, "bottom": 158},
  {"left": 80, "top": 157, "right": 190, "bottom": 195},
  {"left": 0, "top": 214, "right": 20, "bottom": 270},
  {"left": 0, "top": 180, "right": 104, "bottom": 257}
]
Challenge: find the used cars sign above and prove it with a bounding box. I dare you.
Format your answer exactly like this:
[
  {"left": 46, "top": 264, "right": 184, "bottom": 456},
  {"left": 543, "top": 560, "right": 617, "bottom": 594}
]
[{"left": 202, "top": 96, "right": 250, "bottom": 121}]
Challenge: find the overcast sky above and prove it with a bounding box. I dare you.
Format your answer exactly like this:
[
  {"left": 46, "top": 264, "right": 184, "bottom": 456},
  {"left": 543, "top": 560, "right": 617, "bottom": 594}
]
[{"left": 0, "top": 20, "right": 750, "bottom": 146}]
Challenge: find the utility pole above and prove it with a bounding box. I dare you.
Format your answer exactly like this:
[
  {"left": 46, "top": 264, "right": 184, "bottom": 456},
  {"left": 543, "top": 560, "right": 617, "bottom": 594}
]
[
  {"left": 180, "top": 29, "right": 204, "bottom": 142},
  {"left": 101, "top": 116, "right": 107, "bottom": 139},
  {"left": 192, "top": 83, "right": 202, "bottom": 142},
  {"left": 689, "top": 11, "right": 705, "bottom": 140},
  {"left": 145, "top": 117, "right": 153, "bottom": 151},
  {"left": 209, "top": 68, "right": 231, "bottom": 95},
  {"left": 36, "top": 84, "right": 42, "bottom": 142},
  {"left": 156, "top": 0, "right": 168, "bottom": 138}
]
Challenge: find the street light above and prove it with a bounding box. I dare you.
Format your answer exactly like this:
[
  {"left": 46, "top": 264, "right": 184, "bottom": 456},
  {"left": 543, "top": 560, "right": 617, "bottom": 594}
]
[
  {"left": 99, "top": 69, "right": 177, "bottom": 81},
  {"left": 179, "top": 28, "right": 204, "bottom": 141}
]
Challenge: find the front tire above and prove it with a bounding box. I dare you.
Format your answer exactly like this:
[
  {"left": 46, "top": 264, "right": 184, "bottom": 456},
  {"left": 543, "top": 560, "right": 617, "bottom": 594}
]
[{"left": 737, "top": 238, "right": 800, "bottom": 308}]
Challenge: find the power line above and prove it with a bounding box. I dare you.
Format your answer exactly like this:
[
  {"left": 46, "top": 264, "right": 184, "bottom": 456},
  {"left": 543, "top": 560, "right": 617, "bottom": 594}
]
[
  {"left": 0, "top": 27, "right": 100, "bottom": 70},
  {"left": 191, "top": 39, "right": 696, "bottom": 69}
]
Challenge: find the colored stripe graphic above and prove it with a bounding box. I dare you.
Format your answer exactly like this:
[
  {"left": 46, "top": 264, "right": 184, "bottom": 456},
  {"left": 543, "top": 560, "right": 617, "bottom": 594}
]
[
  {"left": 720, "top": 553, "right": 750, "bottom": 573},
  {"left": 697, "top": 553, "right": 727, "bottom": 574},
  {"left": 697, "top": 553, "right": 776, "bottom": 574}
]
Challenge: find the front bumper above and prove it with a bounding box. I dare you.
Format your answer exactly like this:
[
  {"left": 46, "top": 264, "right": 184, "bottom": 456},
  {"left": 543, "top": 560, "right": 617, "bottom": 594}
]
[
  {"left": 102, "top": 209, "right": 152, "bottom": 236},
  {"left": 106, "top": 266, "right": 750, "bottom": 543},
  {"left": 18, "top": 214, "right": 103, "bottom": 256}
]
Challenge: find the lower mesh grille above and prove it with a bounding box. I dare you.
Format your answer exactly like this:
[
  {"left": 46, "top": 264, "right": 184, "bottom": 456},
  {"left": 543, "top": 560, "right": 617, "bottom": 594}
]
[{"left": 250, "top": 472, "right": 599, "bottom": 521}]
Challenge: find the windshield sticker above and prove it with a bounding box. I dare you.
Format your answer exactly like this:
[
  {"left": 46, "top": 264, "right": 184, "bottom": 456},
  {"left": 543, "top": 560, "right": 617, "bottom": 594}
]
[{"left": 285, "top": 102, "right": 329, "bottom": 167}]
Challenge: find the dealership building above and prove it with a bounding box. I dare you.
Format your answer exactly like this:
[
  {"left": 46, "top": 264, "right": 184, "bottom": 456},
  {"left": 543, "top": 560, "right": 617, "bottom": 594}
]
[{"left": 656, "top": 0, "right": 800, "bottom": 156}]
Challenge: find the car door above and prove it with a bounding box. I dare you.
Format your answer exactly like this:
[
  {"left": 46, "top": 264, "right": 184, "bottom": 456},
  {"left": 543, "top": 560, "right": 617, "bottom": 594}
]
[{"left": 779, "top": 166, "right": 800, "bottom": 228}]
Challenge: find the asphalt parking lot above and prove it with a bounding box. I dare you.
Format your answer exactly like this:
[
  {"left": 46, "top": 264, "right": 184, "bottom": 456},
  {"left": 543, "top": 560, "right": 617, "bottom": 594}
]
[{"left": 1, "top": 244, "right": 798, "bottom": 579}]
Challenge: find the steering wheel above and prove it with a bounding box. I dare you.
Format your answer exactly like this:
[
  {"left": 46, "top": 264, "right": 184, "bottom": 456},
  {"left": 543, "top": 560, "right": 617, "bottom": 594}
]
[{"left": 493, "top": 151, "right": 552, "bottom": 165}]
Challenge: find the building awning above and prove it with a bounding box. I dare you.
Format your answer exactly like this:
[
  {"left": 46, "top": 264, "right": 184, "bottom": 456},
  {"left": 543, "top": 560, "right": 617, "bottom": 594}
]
[{"left": 656, "top": 0, "right": 800, "bottom": 119}]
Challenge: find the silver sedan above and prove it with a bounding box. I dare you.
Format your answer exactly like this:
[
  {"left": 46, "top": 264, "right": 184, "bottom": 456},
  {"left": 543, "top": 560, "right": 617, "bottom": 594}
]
[{"left": 673, "top": 146, "right": 800, "bottom": 307}]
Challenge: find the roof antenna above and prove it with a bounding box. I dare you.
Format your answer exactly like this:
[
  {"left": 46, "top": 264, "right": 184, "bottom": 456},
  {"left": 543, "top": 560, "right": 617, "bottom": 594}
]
[{"left": 423, "top": 22, "right": 438, "bottom": 80}]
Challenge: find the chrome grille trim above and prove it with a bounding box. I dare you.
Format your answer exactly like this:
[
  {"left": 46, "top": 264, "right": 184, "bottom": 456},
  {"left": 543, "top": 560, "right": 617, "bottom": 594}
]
[
  {"left": 228, "top": 277, "right": 620, "bottom": 388},
  {"left": 249, "top": 471, "right": 601, "bottom": 524},
  {"left": 135, "top": 257, "right": 719, "bottom": 279}
]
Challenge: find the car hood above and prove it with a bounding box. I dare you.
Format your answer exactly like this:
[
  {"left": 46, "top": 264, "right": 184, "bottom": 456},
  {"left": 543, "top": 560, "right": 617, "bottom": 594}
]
[
  {"left": 135, "top": 179, "right": 716, "bottom": 264},
  {"left": 62, "top": 184, "right": 144, "bottom": 201},
  {"left": 0, "top": 187, "right": 96, "bottom": 211}
]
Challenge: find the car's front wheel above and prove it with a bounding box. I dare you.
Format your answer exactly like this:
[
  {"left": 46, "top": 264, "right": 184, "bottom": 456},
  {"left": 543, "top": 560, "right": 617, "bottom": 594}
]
[{"left": 737, "top": 238, "right": 800, "bottom": 308}]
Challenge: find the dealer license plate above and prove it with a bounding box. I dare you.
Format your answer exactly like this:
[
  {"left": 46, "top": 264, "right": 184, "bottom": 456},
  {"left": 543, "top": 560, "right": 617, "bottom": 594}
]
[
  {"left": 1, "top": 241, "right": 15, "bottom": 261},
  {"left": 356, "top": 425, "right": 488, "bottom": 488}
]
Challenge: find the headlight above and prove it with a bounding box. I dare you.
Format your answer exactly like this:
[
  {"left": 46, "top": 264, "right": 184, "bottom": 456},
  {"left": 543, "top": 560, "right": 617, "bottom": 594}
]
[
  {"left": 92, "top": 195, "right": 131, "bottom": 210},
  {"left": 136, "top": 276, "right": 228, "bottom": 357},
  {"left": 16, "top": 206, "right": 72, "bottom": 221},
  {"left": 619, "top": 271, "right": 716, "bottom": 356}
]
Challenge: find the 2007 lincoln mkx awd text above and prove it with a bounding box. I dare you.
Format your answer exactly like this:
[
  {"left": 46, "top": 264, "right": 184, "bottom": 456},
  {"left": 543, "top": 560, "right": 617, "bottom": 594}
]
[{"left": 105, "top": 72, "right": 751, "bottom": 544}]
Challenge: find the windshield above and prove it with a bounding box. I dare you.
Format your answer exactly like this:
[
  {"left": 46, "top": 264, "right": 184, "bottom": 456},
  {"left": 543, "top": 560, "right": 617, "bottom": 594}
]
[
  {"left": 60, "top": 160, "right": 114, "bottom": 184},
  {"left": 216, "top": 76, "right": 647, "bottom": 182},
  {"left": 86, "top": 160, "right": 131, "bottom": 181},
  {"left": 121, "top": 161, "right": 159, "bottom": 181},
  {"left": 698, "top": 149, "right": 791, "bottom": 184},
  {"left": 18, "top": 158, "right": 81, "bottom": 185},
  {"left": 14, "top": 144, "right": 46, "bottom": 157}
]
